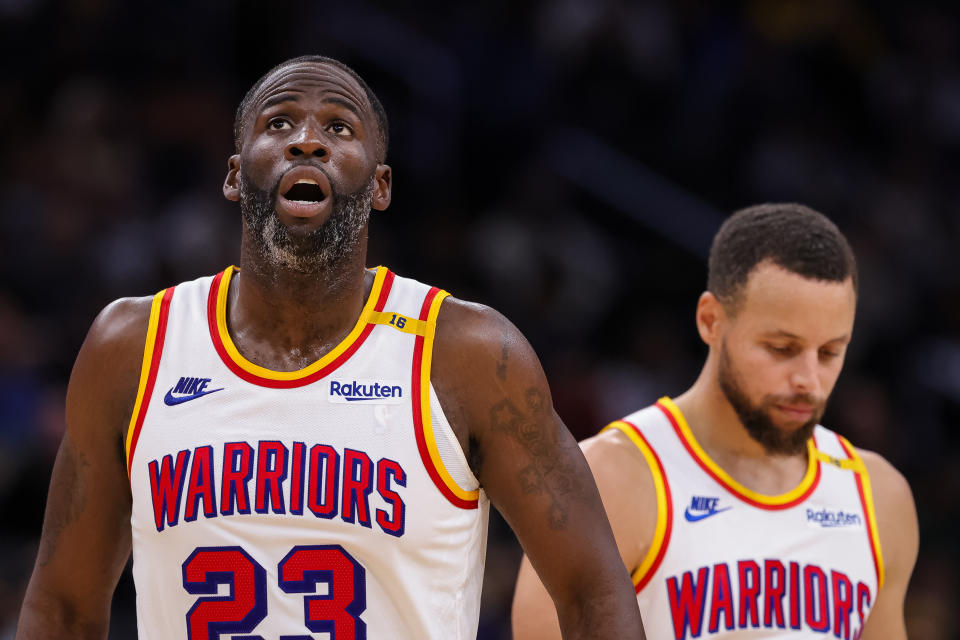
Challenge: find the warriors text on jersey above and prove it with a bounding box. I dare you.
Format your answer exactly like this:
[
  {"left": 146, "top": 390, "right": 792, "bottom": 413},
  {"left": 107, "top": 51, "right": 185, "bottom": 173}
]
[
  {"left": 606, "top": 398, "right": 883, "bottom": 640},
  {"left": 125, "top": 266, "right": 490, "bottom": 639}
]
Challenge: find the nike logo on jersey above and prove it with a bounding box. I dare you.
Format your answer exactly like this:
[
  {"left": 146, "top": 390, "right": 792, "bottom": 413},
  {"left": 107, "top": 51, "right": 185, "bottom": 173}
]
[
  {"left": 163, "top": 377, "right": 224, "bottom": 406},
  {"left": 683, "top": 495, "right": 732, "bottom": 522}
]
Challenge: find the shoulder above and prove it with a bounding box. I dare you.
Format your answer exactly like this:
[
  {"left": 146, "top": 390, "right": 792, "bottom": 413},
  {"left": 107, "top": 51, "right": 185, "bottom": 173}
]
[
  {"left": 66, "top": 296, "right": 157, "bottom": 440},
  {"left": 434, "top": 296, "right": 524, "bottom": 354},
  {"left": 855, "top": 447, "right": 919, "bottom": 583},
  {"left": 432, "top": 296, "right": 543, "bottom": 387},
  {"left": 581, "top": 427, "right": 656, "bottom": 517},
  {"left": 580, "top": 426, "right": 660, "bottom": 572},
  {"left": 428, "top": 296, "right": 553, "bottom": 462},
  {"left": 856, "top": 448, "right": 915, "bottom": 519},
  {"left": 83, "top": 296, "right": 157, "bottom": 353},
  {"left": 582, "top": 428, "right": 651, "bottom": 485}
]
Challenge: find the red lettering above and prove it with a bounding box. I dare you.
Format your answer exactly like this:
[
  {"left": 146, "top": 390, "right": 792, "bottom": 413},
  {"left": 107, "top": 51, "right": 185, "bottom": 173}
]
[
  {"left": 375, "top": 458, "right": 406, "bottom": 536},
  {"left": 184, "top": 446, "right": 215, "bottom": 522},
  {"left": 254, "top": 441, "right": 288, "bottom": 514},
  {"left": 220, "top": 442, "right": 254, "bottom": 515},
  {"left": 855, "top": 582, "right": 872, "bottom": 637},
  {"left": 763, "top": 559, "right": 787, "bottom": 628},
  {"left": 708, "top": 563, "right": 735, "bottom": 633},
  {"left": 148, "top": 450, "right": 191, "bottom": 531},
  {"left": 789, "top": 561, "right": 802, "bottom": 629},
  {"left": 737, "top": 560, "right": 761, "bottom": 628},
  {"left": 308, "top": 444, "right": 339, "bottom": 518},
  {"left": 667, "top": 567, "right": 710, "bottom": 639},
  {"left": 289, "top": 442, "right": 306, "bottom": 515},
  {"left": 341, "top": 449, "right": 373, "bottom": 527},
  {"left": 832, "top": 570, "right": 854, "bottom": 639},
  {"left": 804, "top": 565, "right": 830, "bottom": 632}
]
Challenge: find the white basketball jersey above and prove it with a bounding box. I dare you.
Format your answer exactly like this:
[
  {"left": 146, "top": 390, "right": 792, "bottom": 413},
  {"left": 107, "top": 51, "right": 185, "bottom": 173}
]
[
  {"left": 125, "top": 266, "right": 490, "bottom": 640},
  {"left": 607, "top": 398, "right": 883, "bottom": 640}
]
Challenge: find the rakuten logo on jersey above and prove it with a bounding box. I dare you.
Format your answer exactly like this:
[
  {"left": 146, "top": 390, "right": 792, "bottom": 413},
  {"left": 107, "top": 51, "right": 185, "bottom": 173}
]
[
  {"left": 805, "top": 506, "right": 863, "bottom": 529},
  {"left": 328, "top": 379, "right": 405, "bottom": 404}
]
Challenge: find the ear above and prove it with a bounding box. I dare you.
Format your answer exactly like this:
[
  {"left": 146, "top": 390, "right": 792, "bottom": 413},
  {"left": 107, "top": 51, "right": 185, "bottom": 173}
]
[
  {"left": 371, "top": 164, "right": 392, "bottom": 211},
  {"left": 223, "top": 155, "right": 241, "bottom": 202},
  {"left": 695, "top": 291, "right": 727, "bottom": 346}
]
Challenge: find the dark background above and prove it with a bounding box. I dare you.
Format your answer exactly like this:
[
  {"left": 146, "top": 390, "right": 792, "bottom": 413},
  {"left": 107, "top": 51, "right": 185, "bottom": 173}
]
[{"left": 1, "top": 1, "right": 958, "bottom": 638}]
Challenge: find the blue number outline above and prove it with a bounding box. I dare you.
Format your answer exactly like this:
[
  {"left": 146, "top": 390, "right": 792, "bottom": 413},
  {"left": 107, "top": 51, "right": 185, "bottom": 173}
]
[
  {"left": 278, "top": 544, "right": 367, "bottom": 639},
  {"left": 181, "top": 546, "right": 268, "bottom": 640}
]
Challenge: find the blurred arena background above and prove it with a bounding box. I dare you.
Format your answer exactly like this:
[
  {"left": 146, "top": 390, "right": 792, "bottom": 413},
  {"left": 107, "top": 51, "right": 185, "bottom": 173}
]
[{"left": 1, "top": 1, "right": 959, "bottom": 637}]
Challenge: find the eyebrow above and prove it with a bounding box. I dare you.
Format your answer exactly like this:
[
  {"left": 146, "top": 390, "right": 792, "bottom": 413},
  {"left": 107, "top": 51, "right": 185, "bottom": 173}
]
[
  {"left": 320, "top": 96, "right": 364, "bottom": 121},
  {"left": 764, "top": 330, "right": 801, "bottom": 339},
  {"left": 259, "top": 92, "right": 302, "bottom": 112},
  {"left": 763, "top": 330, "right": 850, "bottom": 343}
]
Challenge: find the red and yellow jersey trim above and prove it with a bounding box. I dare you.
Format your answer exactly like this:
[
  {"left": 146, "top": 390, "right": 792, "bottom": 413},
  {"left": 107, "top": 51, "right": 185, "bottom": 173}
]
[
  {"left": 837, "top": 435, "right": 885, "bottom": 589},
  {"left": 206, "top": 266, "right": 394, "bottom": 388},
  {"left": 411, "top": 287, "right": 480, "bottom": 509},
  {"left": 125, "top": 287, "right": 175, "bottom": 477},
  {"left": 602, "top": 419, "right": 673, "bottom": 593},
  {"left": 656, "top": 397, "right": 821, "bottom": 510}
]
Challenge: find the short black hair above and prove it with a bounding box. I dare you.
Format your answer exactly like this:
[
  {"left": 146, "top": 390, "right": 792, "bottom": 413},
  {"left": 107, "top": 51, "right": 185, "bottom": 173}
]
[
  {"left": 233, "top": 55, "right": 389, "bottom": 161},
  {"left": 708, "top": 203, "right": 858, "bottom": 312}
]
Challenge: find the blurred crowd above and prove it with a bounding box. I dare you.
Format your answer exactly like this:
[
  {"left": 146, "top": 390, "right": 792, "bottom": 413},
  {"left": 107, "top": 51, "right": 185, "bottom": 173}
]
[{"left": 1, "top": 1, "right": 959, "bottom": 637}]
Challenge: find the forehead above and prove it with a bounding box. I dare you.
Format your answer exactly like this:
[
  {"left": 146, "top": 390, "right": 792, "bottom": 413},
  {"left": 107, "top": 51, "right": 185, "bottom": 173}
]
[
  {"left": 247, "top": 62, "right": 371, "bottom": 120},
  {"left": 734, "top": 262, "right": 856, "bottom": 339}
]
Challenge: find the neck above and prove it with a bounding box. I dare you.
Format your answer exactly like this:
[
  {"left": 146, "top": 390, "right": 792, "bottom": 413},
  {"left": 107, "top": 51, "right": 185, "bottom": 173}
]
[
  {"left": 227, "top": 228, "right": 372, "bottom": 372},
  {"left": 672, "top": 352, "right": 809, "bottom": 494}
]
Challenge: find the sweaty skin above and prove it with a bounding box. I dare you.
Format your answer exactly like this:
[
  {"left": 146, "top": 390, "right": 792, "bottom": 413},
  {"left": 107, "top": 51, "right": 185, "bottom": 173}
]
[
  {"left": 17, "top": 60, "right": 644, "bottom": 640},
  {"left": 512, "top": 264, "right": 918, "bottom": 640}
]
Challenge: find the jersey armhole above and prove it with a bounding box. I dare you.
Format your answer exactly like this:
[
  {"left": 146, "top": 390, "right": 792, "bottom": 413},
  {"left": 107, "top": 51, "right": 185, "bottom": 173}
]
[
  {"left": 837, "top": 434, "right": 886, "bottom": 589},
  {"left": 602, "top": 420, "right": 673, "bottom": 593},
  {"left": 411, "top": 287, "right": 481, "bottom": 509},
  {"left": 125, "top": 287, "right": 175, "bottom": 477}
]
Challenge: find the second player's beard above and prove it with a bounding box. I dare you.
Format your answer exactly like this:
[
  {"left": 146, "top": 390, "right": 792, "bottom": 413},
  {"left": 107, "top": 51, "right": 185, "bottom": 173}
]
[
  {"left": 717, "top": 339, "right": 824, "bottom": 456},
  {"left": 239, "top": 171, "right": 375, "bottom": 275}
]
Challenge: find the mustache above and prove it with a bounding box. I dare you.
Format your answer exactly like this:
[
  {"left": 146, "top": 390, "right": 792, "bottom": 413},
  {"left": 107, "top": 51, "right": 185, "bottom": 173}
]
[{"left": 767, "top": 393, "right": 821, "bottom": 408}]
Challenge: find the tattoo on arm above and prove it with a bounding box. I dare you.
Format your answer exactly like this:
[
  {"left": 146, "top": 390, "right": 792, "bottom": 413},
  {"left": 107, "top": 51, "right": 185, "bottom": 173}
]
[
  {"left": 37, "top": 437, "right": 90, "bottom": 567},
  {"left": 489, "top": 387, "right": 582, "bottom": 530},
  {"left": 495, "top": 335, "right": 508, "bottom": 382}
]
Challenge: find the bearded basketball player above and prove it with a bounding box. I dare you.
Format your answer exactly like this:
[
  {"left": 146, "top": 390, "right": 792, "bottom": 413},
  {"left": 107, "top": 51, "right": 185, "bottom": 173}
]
[
  {"left": 17, "top": 56, "right": 645, "bottom": 639},
  {"left": 512, "top": 204, "right": 917, "bottom": 640}
]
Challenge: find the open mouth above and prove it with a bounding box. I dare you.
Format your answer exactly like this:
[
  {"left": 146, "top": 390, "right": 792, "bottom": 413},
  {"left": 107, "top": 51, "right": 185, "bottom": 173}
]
[
  {"left": 275, "top": 167, "right": 332, "bottom": 219},
  {"left": 283, "top": 179, "right": 326, "bottom": 203}
]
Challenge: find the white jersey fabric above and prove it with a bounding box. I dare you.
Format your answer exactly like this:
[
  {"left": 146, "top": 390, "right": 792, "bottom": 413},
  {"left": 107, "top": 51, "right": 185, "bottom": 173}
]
[
  {"left": 125, "top": 266, "right": 489, "bottom": 640},
  {"left": 607, "top": 398, "right": 883, "bottom": 640}
]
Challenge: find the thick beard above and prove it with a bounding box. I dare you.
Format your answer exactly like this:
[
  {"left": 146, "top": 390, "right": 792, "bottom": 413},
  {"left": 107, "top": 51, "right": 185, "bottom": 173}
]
[
  {"left": 240, "top": 171, "right": 375, "bottom": 275},
  {"left": 717, "top": 339, "right": 824, "bottom": 456}
]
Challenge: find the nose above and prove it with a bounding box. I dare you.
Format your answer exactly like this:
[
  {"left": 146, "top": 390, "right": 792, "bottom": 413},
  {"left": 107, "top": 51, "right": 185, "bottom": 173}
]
[
  {"left": 789, "top": 351, "right": 821, "bottom": 395},
  {"left": 285, "top": 121, "right": 329, "bottom": 160}
]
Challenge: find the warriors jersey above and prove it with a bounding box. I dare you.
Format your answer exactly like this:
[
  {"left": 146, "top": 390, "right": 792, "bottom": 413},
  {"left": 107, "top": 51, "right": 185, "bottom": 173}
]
[
  {"left": 606, "top": 398, "right": 883, "bottom": 640},
  {"left": 125, "top": 266, "right": 490, "bottom": 640}
]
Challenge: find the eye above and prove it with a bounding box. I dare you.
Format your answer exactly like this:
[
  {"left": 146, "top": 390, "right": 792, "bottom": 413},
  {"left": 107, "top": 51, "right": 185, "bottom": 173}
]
[
  {"left": 819, "top": 348, "right": 841, "bottom": 360},
  {"left": 267, "top": 117, "right": 291, "bottom": 131},
  {"left": 766, "top": 343, "right": 795, "bottom": 357},
  {"left": 327, "top": 121, "right": 353, "bottom": 137}
]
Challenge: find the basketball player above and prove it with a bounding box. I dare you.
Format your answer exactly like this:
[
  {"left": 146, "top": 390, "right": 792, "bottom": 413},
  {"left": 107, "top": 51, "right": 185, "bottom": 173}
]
[
  {"left": 512, "top": 204, "right": 918, "bottom": 639},
  {"left": 16, "top": 56, "right": 645, "bottom": 639}
]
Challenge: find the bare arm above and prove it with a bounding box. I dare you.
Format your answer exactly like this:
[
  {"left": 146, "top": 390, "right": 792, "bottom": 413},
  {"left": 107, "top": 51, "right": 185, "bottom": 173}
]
[
  {"left": 432, "top": 299, "right": 645, "bottom": 639},
  {"left": 858, "top": 449, "right": 919, "bottom": 640},
  {"left": 17, "top": 297, "right": 152, "bottom": 639},
  {"left": 512, "top": 428, "right": 657, "bottom": 640}
]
